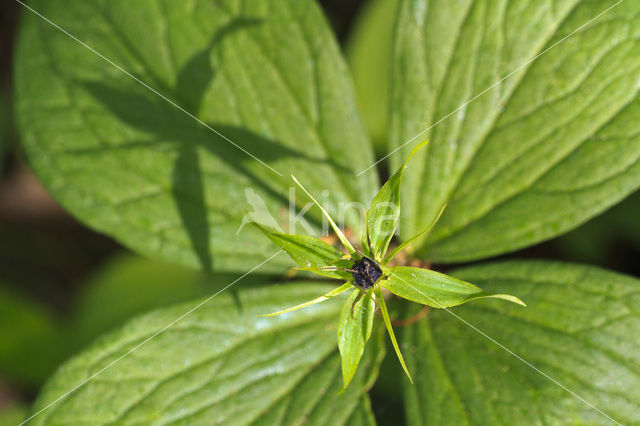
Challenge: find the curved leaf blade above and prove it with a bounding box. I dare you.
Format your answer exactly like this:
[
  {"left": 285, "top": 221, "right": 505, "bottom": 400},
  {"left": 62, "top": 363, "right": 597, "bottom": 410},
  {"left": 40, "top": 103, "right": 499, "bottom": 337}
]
[
  {"left": 383, "top": 266, "right": 525, "bottom": 308},
  {"left": 366, "top": 141, "right": 427, "bottom": 260},
  {"left": 15, "top": 0, "right": 377, "bottom": 273},
  {"left": 345, "top": 0, "right": 399, "bottom": 154},
  {"left": 338, "top": 289, "right": 376, "bottom": 389},
  {"left": 30, "top": 283, "right": 382, "bottom": 426},
  {"left": 389, "top": 0, "right": 640, "bottom": 262},
  {"left": 254, "top": 223, "right": 351, "bottom": 280},
  {"left": 403, "top": 260, "right": 640, "bottom": 425}
]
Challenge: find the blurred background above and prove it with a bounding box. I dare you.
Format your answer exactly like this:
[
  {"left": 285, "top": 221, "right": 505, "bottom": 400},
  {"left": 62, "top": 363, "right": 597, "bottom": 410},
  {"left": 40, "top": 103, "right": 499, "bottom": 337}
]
[{"left": 1, "top": 0, "right": 639, "bottom": 424}]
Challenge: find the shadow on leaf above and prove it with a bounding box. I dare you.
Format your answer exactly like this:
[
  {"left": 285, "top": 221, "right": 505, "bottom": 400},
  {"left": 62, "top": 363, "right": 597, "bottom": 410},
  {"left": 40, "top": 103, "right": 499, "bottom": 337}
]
[{"left": 73, "top": 17, "right": 348, "bottom": 272}]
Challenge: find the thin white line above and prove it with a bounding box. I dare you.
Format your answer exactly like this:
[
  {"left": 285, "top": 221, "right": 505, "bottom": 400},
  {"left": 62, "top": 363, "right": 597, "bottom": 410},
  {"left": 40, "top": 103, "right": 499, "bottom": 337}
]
[
  {"left": 356, "top": 0, "right": 625, "bottom": 176},
  {"left": 380, "top": 264, "right": 621, "bottom": 425},
  {"left": 19, "top": 250, "right": 284, "bottom": 426},
  {"left": 16, "top": 0, "right": 283, "bottom": 177}
]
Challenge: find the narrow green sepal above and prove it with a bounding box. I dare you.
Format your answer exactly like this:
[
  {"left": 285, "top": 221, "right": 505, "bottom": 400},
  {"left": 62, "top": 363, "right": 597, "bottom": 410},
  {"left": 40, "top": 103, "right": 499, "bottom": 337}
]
[
  {"left": 261, "top": 282, "right": 352, "bottom": 317},
  {"left": 374, "top": 286, "right": 413, "bottom": 383},
  {"left": 291, "top": 175, "right": 356, "bottom": 255}
]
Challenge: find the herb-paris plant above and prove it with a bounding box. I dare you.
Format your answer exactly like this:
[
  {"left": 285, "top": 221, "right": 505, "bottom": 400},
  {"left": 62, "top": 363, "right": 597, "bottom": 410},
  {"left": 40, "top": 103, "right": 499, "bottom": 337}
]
[
  {"left": 255, "top": 141, "right": 524, "bottom": 389},
  {"left": 14, "top": 0, "right": 640, "bottom": 424}
]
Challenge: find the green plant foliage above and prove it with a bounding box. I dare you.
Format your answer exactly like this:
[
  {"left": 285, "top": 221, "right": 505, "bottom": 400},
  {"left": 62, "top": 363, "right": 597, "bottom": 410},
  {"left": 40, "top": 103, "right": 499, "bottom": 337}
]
[
  {"left": 367, "top": 141, "right": 427, "bottom": 261},
  {"left": 345, "top": 0, "right": 399, "bottom": 153},
  {"left": 338, "top": 289, "right": 376, "bottom": 389},
  {"left": 254, "top": 223, "right": 352, "bottom": 280},
  {"left": 30, "top": 284, "right": 383, "bottom": 425},
  {"left": 68, "top": 255, "right": 214, "bottom": 351},
  {"left": 13, "top": 0, "right": 640, "bottom": 424},
  {"left": 389, "top": 0, "right": 640, "bottom": 262},
  {"left": 403, "top": 261, "right": 640, "bottom": 425},
  {"left": 15, "top": 0, "right": 377, "bottom": 273},
  {"left": 255, "top": 172, "right": 522, "bottom": 388},
  {"left": 0, "top": 285, "right": 64, "bottom": 387},
  {"left": 383, "top": 266, "right": 525, "bottom": 308}
]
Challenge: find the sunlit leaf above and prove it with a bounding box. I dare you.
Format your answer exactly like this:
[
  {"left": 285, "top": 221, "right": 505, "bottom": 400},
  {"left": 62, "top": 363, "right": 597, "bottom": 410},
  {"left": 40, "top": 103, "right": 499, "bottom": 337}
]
[
  {"left": 383, "top": 266, "right": 525, "bottom": 308},
  {"left": 15, "top": 0, "right": 377, "bottom": 273},
  {"left": 389, "top": 0, "right": 640, "bottom": 262},
  {"left": 30, "top": 283, "right": 383, "bottom": 425},
  {"left": 403, "top": 261, "right": 640, "bottom": 425},
  {"left": 345, "top": 0, "right": 399, "bottom": 154}
]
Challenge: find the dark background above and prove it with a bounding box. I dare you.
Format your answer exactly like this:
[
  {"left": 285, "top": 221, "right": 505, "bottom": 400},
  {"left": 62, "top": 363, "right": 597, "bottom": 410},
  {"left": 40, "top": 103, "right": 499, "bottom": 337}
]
[{"left": 1, "top": 0, "right": 639, "bottom": 422}]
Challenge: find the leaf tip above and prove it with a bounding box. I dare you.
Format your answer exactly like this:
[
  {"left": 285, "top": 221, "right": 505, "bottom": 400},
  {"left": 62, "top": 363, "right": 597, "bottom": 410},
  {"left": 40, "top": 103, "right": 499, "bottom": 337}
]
[
  {"left": 405, "top": 370, "right": 414, "bottom": 384},
  {"left": 493, "top": 294, "right": 527, "bottom": 307}
]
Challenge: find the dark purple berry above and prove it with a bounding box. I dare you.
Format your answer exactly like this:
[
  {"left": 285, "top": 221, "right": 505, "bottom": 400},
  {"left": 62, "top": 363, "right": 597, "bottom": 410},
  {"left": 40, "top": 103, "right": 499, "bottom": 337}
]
[{"left": 351, "top": 257, "right": 382, "bottom": 290}]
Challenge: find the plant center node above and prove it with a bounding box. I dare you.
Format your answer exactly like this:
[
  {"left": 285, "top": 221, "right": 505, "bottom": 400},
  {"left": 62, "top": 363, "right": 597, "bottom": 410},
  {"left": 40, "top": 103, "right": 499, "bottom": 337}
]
[{"left": 351, "top": 257, "right": 382, "bottom": 290}]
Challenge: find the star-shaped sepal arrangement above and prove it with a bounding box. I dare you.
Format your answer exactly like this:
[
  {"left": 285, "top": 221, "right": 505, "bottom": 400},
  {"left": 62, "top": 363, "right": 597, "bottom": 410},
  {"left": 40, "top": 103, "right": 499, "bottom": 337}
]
[{"left": 254, "top": 141, "right": 525, "bottom": 390}]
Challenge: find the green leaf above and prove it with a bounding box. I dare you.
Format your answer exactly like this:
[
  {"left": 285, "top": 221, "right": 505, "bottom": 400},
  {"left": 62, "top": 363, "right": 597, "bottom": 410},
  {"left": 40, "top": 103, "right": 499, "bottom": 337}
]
[
  {"left": 254, "top": 222, "right": 352, "bottom": 280},
  {"left": 388, "top": 0, "right": 640, "bottom": 262},
  {"left": 403, "top": 261, "right": 640, "bottom": 425},
  {"left": 345, "top": 0, "right": 399, "bottom": 154},
  {"left": 367, "top": 141, "right": 427, "bottom": 260},
  {"left": 262, "top": 282, "right": 352, "bottom": 317},
  {"left": 383, "top": 266, "right": 525, "bottom": 309},
  {"left": 30, "top": 283, "right": 382, "bottom": 425},
  {"left": 15, "top": 0, "right": 377, "bottom": 273},
  {"left": 374, "top": 286, "right": 412, "bottom": 384},
  {"left": 338, "top": 289, "right": 376, "bottom": 389},
  {"left": 0, "top": 284, "right": 65, "bottom": 388},
  {"left": 345, "top": 395, "right": 377, "bottom": 426},
  {"left": 68, "top": 254, "right": 220, "bottom": 352}
]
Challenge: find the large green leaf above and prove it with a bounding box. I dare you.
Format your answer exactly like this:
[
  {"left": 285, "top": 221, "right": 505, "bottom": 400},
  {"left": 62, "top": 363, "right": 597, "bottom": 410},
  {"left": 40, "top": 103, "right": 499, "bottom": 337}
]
[
  {"left": 345, "top": 0, "right": 399, "bottom": 154},
  {"left": 15, "top": 0, "right": 377, "bottom": 273},
  {"left": 30, "top": 283, "right": 382, "bottom": 425},
  {"left": 387, "top": 0, "right": 640, "bottom": 262},
  {"left": 403, "top": 261, "right": 640, "bottom": 424}
]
